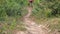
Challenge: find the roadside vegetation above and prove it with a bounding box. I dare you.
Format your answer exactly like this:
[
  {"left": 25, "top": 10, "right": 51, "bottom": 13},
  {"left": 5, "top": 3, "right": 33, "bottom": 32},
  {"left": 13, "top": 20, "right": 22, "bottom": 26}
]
[
  {"left": 0, "top": 0, "right": 27, "bottom": 34},
  {"left": 31, "top": 0, "right": 60, "bottom": 33},
  {"left": 0, "top": 0, "right": 60, "bottom": 34}
]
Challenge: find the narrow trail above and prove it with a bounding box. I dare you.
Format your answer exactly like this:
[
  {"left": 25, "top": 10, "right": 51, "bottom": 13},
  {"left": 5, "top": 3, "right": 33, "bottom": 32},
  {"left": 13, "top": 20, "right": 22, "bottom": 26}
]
[
  {"left": 23, "top": 6, "right": 50, "bottom": 34},
  {"left": 16, "top": 6, "right": 51, "bottom": 34}
]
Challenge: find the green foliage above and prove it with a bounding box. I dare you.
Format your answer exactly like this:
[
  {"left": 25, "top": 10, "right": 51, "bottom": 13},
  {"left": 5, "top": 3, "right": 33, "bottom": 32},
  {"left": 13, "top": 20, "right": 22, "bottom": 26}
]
[
  {"left": 0, "top": 0, "right": 60, "bottom": 34},
  {"left": 0, "top": 17, "right": 26, "bottom": 34},
  {"left": 0, "top": 0, "right": 27, "bottom": 34},
  {"left": 32, "top": 0, "right": 60, "bottom": 18},
  {"left": 0, "top": 0, "right": 28, "bottom": 20},
  {"left": 31, "top": 0, "right": 60, "bottom": 32}
]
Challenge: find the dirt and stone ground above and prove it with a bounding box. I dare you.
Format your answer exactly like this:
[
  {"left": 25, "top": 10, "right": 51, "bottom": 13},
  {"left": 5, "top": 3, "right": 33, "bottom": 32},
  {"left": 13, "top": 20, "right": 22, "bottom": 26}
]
[{"left": 16, "top": 6, "right": 52, "bottom": 34}]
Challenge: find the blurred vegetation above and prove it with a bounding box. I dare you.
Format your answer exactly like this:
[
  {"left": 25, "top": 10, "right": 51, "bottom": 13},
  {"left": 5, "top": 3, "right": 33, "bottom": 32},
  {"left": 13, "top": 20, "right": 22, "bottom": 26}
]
[
  {"left": 0, "top": 0, "right": 28, "bottom": 34},
  {"left": 31, "top": 0, "right": 60, "bottom": 32},
  {"left": 32, "top": 0, "right": 60, "bottom": 18},
  {"left": 0, "top": 0, "right": 60, "bottom": 34}
]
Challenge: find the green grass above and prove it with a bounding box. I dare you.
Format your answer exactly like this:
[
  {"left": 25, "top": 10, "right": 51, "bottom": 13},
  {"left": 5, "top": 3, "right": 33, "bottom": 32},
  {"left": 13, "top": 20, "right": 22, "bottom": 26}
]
[
  {"left": 30, "top": 16, "right": 60, "bottom": 32},
  {"left": 0, "top": 0, "right": 28, "bottom": 34},
  {"left": 0, "top": 17, "right": 26, "bottom": 34}
]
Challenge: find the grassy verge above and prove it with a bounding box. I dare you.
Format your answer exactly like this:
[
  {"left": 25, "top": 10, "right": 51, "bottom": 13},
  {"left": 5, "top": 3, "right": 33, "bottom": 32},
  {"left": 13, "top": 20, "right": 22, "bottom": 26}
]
[
  {"left": 0, "top": 17, "right": 26, "bottom": 34},
  {"left": 30, "top": 15, "right": 60, "bottom": 33}
]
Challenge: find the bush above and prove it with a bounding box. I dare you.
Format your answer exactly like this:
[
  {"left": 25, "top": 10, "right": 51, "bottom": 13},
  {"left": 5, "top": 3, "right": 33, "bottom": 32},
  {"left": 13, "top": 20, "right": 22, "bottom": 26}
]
[
  {"left": 0, "top": 0, "right": 27, "bottom": 34},
  {"left": 32, "top": 0, "right": 60, "bottom": 18},
  {"left": 0, "top": 0, "right": 28, "bottom": 21}
]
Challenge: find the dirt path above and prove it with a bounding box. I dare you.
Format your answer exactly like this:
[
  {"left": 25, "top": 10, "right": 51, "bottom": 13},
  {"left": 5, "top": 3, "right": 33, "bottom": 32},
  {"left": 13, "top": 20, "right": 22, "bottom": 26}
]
[
  {"left": 16, "top": 7, "right": 50, "bottom": 34},
  {"left": 23, "top": 7, "right": 50, "bottom": 34}
]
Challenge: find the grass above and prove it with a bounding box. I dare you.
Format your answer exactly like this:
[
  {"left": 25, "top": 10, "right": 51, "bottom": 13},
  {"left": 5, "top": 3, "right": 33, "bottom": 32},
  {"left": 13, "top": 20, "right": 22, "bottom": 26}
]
[
  {"left": 0, "top": 17, "right": 26, "bottom": 34},
  {"left": 30, "top": 15, "right": 60, "bottom": 33}
]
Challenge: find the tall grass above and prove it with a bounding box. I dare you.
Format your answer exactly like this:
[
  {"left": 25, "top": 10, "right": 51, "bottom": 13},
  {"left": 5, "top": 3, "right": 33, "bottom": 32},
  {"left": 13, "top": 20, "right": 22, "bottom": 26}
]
[
  {"left": 0, "top": 0, "right": 28, "bottom": 34},
  {"left": 30, "top": 0, "right": 60, "bottom": 33}
]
